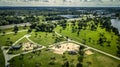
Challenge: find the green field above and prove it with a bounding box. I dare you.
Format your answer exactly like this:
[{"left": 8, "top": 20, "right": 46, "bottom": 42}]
[
  {"left": 29, "top": 31, "right": 65, "bottom": 46},
  {"left": 83, "top": 52, "right": 120, "bottom": 67},
  {"left": 0, "top": 31, "right": 27, "bottom": 46},
  {"left": 54, "top": 21, "right": 119, "bottom": 56},
  {"left": 0, "top": 19, "right": 120, "bottom": 67},
  {"left": 9, "top": 49, "right": 120, "bottom": 67}
]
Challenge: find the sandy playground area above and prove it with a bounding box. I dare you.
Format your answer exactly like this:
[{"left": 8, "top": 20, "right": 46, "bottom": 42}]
[
  {"left": 85, "top": 50, "right": 93, "bottom": 55},
  {"left": 50, "top": 42, "right": 93, "bottom": 55},
  {"left": 22, "top": 42, "right": 37, "bottom": 51},
  {"left": 50, "top": 42, "right": 80, "bottom": 54}
]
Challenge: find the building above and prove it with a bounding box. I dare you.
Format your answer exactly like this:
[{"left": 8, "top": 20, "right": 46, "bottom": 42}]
[{"left": 10, "top": 44, "right": 22, "bottom": 50}]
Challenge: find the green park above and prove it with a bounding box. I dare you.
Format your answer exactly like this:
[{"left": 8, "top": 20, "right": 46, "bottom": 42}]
[{"left": 0, "top": 7, "right": 120, "bottom": 67}]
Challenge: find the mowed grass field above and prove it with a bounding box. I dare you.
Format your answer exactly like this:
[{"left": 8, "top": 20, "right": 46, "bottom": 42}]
[
  {"left": 9, "top": 49, "right": 120, "bottom": 67},
  {"left": 54, "top": 22, "right": 119, "bottom": 56},
  {"left": 29, "top": 31, "right": 65, "bottom": 46},
  {"left": 0, "top": 31, "right": 27, "bottom": 46},
  {"left": 83, "top": 52, "right": 120, "bottom": 67}
]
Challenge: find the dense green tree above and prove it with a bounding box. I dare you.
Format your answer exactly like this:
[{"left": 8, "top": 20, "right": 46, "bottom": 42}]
[
  {"left": 76, "top": 62, "right": 82, "bottom": 67},
  {"left": 58, "top": 19, "right": 67, "bottom": 30},
  {"left": 13, "top": 25, "right": 19, "bottom": 34},
  {"left": 27, "top": 29, "right": 32, "bottom": 34},
  {"left": 2, "top": 31, "right": 6, "bottom": 36},
  {"left": 63, "top": 61, "right": 69, "bottom": 67}
]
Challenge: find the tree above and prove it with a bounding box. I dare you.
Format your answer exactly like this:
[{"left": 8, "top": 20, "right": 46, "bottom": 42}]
[
  {"left": 27, "top": 29, "right": 32, "bottom": 34},
  {"left": 59, "top": 19, "right": 67, "bottom": 30},
  {"left": 0, "top": 29, "right": 1, "bottom": 33},
  {"left": 117, "top": 64, "right": 120, "bottom": 67},
  {"left": 77, "top": 30, "right": 80, "bottom": 36},
  {"left": 63, "top": 61, "right": 69, "bottom": 67},
  {"left": 98, "top": 37, "right": 104, "bottom": 46},
  {"left": 106, "top": 41, "right": 111, "bottom": 47},
  {"left": 76, "top": 62, "right": 82, "bottom": 67},
  {"left": 88, "top": 37, "right": 91, "bottom": 42},
  {"left": 7, "top": 38, "right": 10, "bottom": 41},
  {"left": 86, "top": 61, "right": 92, "bottom": 67},
  {"left": 13, "top": 25, "right": 19, "bottom": 34},
  {"left": 78, "top": 56, "right": 84, "bottom": 62},
  {"left": 72, "top": 26, "right": 75, "bottom": 33},
  {"left": 49, "top": 60, "right": 55, "bottom": 65},
  {"left": 59, "top": 29, "right": 62, "bottom": 33},
  {"left": 23, "top": 25, "right": 27, "bottom": 29},
  {"left": 70, "top": 59, "right": 74, "bottom": 67},
  {"left": 35, "top": 33, "right": 38, "bottom": 37},
  {"left": 2, "top": 31, "right": 6, "bottom": 36},
  {"left": 19, "top": 54, "right": 24, "bottom": 60},
  {"left": 35, "top": 23, "right": 55, "bottom": 32},
  {"left": 45, "top": 33, "right": 48, "bottom": 37}
]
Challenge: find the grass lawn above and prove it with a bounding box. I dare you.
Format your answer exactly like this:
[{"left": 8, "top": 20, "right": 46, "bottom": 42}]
[
  {"left": 83, "top": 52, "right": 120, "bottom": 67},
  {"left": 9, "top": 49, "right": 120, "bottom": 67},
  {"left": 9, "top": 49, "right": 64, "bottom": 67},
  {"left": 0, "top": 31, "right": 27, "bottom": 46},
  {"left": 54, "top": 22, "right": 119, "bottom": 56},
  {"left": 29, "top": 31, "right": 65, "bottom": 46},
  {"left": 0, "top": 48, "right": 5, "bottom": 67}
]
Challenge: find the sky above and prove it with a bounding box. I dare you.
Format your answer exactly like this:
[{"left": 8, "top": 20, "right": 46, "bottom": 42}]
[{"left": 0, "top": 0, "right": 120, "bottom": 7}]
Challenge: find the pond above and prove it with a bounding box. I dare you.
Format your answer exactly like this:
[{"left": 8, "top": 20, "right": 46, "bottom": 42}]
[
  {"left": 111, "top": 19, "right": 120, "bottom": 34},
  {"left": 58, "top": 15, "right": 79, "bottom": 18}
]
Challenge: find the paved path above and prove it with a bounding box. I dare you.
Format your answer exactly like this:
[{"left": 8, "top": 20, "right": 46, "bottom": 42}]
[
  {"left": 55, "top": 31, "right": 120, "bottom": 61},
  {"left": 6, "top": 35, "right": 26, "bottom": 53},
  {"left": 1, "top": 46, "right": 45, "bottom": 67},
  {"left": 1, "top": 34, "right": 46, "bottom": 67},
  {"left": 2, "top": 35, "right": 26, "bottom": 66}
]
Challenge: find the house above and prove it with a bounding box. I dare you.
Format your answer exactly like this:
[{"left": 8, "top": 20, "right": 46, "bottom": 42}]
[{"left": 10, "top": 44, "right": 22, "bottom": 50}]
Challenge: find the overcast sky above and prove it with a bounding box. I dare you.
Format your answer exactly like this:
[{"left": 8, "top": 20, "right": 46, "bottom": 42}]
[{"left": 0, "top": 0, "right": 120, "bottom": 7}]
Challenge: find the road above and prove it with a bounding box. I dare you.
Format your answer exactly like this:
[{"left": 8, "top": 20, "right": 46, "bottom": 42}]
[
  {"left": 0, "top": 18, "right": 82, "bottom": 30},
  {"left": 55, "top": 31, "right": 120, "bottom": 61},
  {"left": 0, "top": 23, "right": 31, "bottom": 29}
]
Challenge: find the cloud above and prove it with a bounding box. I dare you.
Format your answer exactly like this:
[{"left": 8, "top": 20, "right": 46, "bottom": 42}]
[{"left": 0, "top": 0, "right": 120, "bottom": 7}]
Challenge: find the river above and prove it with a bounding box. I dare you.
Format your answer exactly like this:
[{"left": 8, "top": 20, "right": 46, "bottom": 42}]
[{"left": 111, "top": 19, "right": 120, "bottom": 34}]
